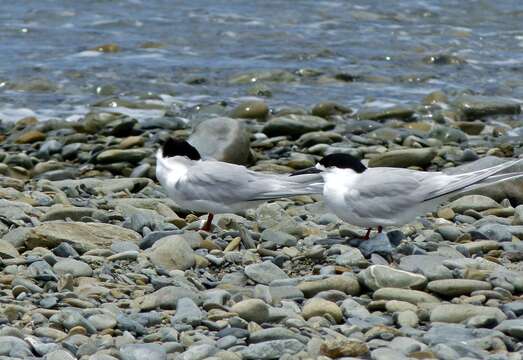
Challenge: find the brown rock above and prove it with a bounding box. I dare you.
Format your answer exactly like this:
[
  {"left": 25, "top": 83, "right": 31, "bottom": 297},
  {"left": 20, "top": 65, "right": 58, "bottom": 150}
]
[
  {"left": 303, "top": 298, "right": 343, "bottom": 323},
  {"left": 23, "top": 222, "right": 141, "bottom": 253},
  {"left": 437, "top": 207, "right": 455, "bottom": 220},
  {"left": 15, "top": 130, "right": 46, "bottom": 144},
  {"left": 320, "top": 338, "right": 368, "bottom": 357}
]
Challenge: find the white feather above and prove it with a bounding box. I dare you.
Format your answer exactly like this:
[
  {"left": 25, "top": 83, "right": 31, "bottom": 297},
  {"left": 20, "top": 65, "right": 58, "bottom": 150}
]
[{"left": 156, "top": 151, "right": 323, "bottom": 214}]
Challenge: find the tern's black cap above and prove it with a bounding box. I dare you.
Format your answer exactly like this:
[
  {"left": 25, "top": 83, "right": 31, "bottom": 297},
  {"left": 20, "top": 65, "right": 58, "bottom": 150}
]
[
  {"left": 319, "top": 153, "right": 366, "bottom": 173},
  {"left": 162, "top": 138, "right": 201, "bottom": 160}
]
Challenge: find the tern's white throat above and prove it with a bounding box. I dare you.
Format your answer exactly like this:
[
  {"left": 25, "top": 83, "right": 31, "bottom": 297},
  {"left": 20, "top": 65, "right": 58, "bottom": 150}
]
[{"left": 156, "top": 150, "right": 194, "bottom": 188}]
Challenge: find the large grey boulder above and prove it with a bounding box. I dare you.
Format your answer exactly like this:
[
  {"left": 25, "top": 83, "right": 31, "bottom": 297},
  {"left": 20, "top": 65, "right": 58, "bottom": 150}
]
[{"left": 189, "top": 117, "right": 251, "bottom": 165}]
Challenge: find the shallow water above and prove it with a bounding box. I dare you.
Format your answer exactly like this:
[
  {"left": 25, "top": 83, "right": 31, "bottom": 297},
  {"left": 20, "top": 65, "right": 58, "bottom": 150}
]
[{"left": 1, "top": 0, "right": 523, "bottom": 121}]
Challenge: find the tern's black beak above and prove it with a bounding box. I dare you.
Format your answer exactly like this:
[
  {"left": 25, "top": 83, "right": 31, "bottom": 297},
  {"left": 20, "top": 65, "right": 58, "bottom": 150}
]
[{"left": 290, "top": 167, "right": 322, "bottom": 176}]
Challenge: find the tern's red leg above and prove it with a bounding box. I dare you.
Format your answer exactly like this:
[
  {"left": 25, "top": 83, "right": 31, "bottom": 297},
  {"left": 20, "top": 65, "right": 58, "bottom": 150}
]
[
  {"left": 377, "top": 225, "right": 383, "bottom": 233},
  {"left": 363, "top": 228, "right": 371, "bottom": 240},
  {"left": 201, "top": 213, "right": 214, "bottom": 232}
]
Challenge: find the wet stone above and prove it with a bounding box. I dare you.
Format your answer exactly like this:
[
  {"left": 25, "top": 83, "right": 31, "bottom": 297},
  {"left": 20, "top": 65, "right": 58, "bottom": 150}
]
[
  {"left": 262, "top": 114, "right": 333, "bottom": 138},
  {"left": 368, "top": 148, "right": 436, "bottom": 168},
  {"left": 455, "top": 95, "right": 521, "bottom": 120},
  {"left": 230, "top": 100, "right": 269, "bottom": 120}
]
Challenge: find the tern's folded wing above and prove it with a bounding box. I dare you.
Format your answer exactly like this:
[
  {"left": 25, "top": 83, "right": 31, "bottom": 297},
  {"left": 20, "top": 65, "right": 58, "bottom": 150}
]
[
  {"left": 176, "top": 161, "right": 321, "bottom": 205},
  {"left": 344, "top": 169, "right": 423, "bottom": 219}
]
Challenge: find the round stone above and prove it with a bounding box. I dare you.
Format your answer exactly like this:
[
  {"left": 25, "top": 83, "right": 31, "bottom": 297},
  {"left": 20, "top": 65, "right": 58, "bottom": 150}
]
[
  {"left": 302, "top": 298, "right": 343, "bottom": 323},
  {"left": 230, "top": 101, "right": 269, "bottom": 120},
  {"left": 231, "top": 299, "right": 269, "bottom": 323}
]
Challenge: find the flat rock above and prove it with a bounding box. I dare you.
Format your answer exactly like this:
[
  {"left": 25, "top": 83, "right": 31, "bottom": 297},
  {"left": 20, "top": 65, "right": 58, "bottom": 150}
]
[
  {"left": 423, "top": 323, "right": 475, "bottom": 345},
  {"left": 0, "top": 240, "right": 19, "bottom": 258},
  {"left": 244, "top": 261, "right": 289, "bottom": 285},
  {"left": 45, "top": 350, "right": 76, "bottom": 360},
  {"left": 447, "top": 195, "right": 501, "bottom": 213},
  {"left": 239, "top": 339, "right": 305, "bottom": 359},
  {"left": 389, "top": 336, "right": 428, "bottom": 354},
  {"left": 296, "top": 131, "right": 344, "bottom": 147},
  {"left": 148, "top": 235, "right": 195, "bottom": 271},
  {"left": 430, "top": 304, "right": 506, "bottom": 323},
  {"left": 262, "top": 114, "right": 333, "bottom": 138},
  {"left": 373, "top": 288, "right": 440, "bottom": 304},
  {"left": 23, "top": 222, "right": 141, "bottom": 253},
  {"left": 260, "top": 229, "right": 297, "bottom": 247},
  {"left": 495, "top": 319, "right": 523, "bottom": 339},
  {"left": 268, "top": 285, "right": 304, "bottom": 303},
  {"left": 53, "top": 259, "right": 93, "bottom": 277},
  {"left": 133, "top": 286, "right": 203, "bottom": 310},
  {"left": 371, "top": 348, "right": 409, "bottom": 360},
  {"left": 120, "top": 344, "right": 167, "bottom": 360},
  {"left": 460, "top": 240, "right": 500, "bottom": 254},
  {"left": 41, "top": 177, "right": 151, "bottom": 195},
  {"left": 249, "top": 328, "right": 308, "bottom": 344},
  {"left": 312, "top": 101, "right": 352, "bottom": 118},
  {"left": 455, "top": 95, "right": 521, "bottom": 120},
  {"left": 0, "top": 199, "right": 39, "bottom": 222},
  {"left": 298, "top": 275, "right": 360, "bottom": 297},
  {"left": 41, "top": 205, "right": 106, "bottom": 222},
  {"left": 189, "top": 117, "right": 251, "bottom": 165},
  {"left": 476, "top": 223, "right": 513, "bottom": 242},
  {"left": 442, "top": 257, "right": 502, "bottom": 271},
  {"left": 96, "top": 148, "right": 150, "bottom": 164},
  {"left": 368, "top": 148, "right": 436, "bottom": 168},
  {"left": 427, "top": 279, "right": 492, "bottom": 296},
  {"left": 357, "top": 106, "right": 415, "bottom": 121},
  {"left": 358, "top": 265, "right": 427, "bottom": 291},
  {"left": 398, "top": 255, "right": 453, "bottom": 280}
]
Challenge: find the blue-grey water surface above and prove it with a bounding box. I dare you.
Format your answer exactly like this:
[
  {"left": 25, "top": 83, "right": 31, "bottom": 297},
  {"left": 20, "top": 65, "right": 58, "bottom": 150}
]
[{"left": 1, "top": 0, "right": 523, "bottom": 121}]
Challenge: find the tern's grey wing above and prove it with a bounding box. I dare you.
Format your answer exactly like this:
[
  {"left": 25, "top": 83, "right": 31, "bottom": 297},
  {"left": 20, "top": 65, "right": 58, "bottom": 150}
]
[
  {"left": 421, "top": 159, "right": 521, "bottom": 201},
  {"left": 345, "top": 168, "right": 425, "bottom": 219},
  {"left": 177, "top": 161, "right": 319, "bottom": 205}
]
